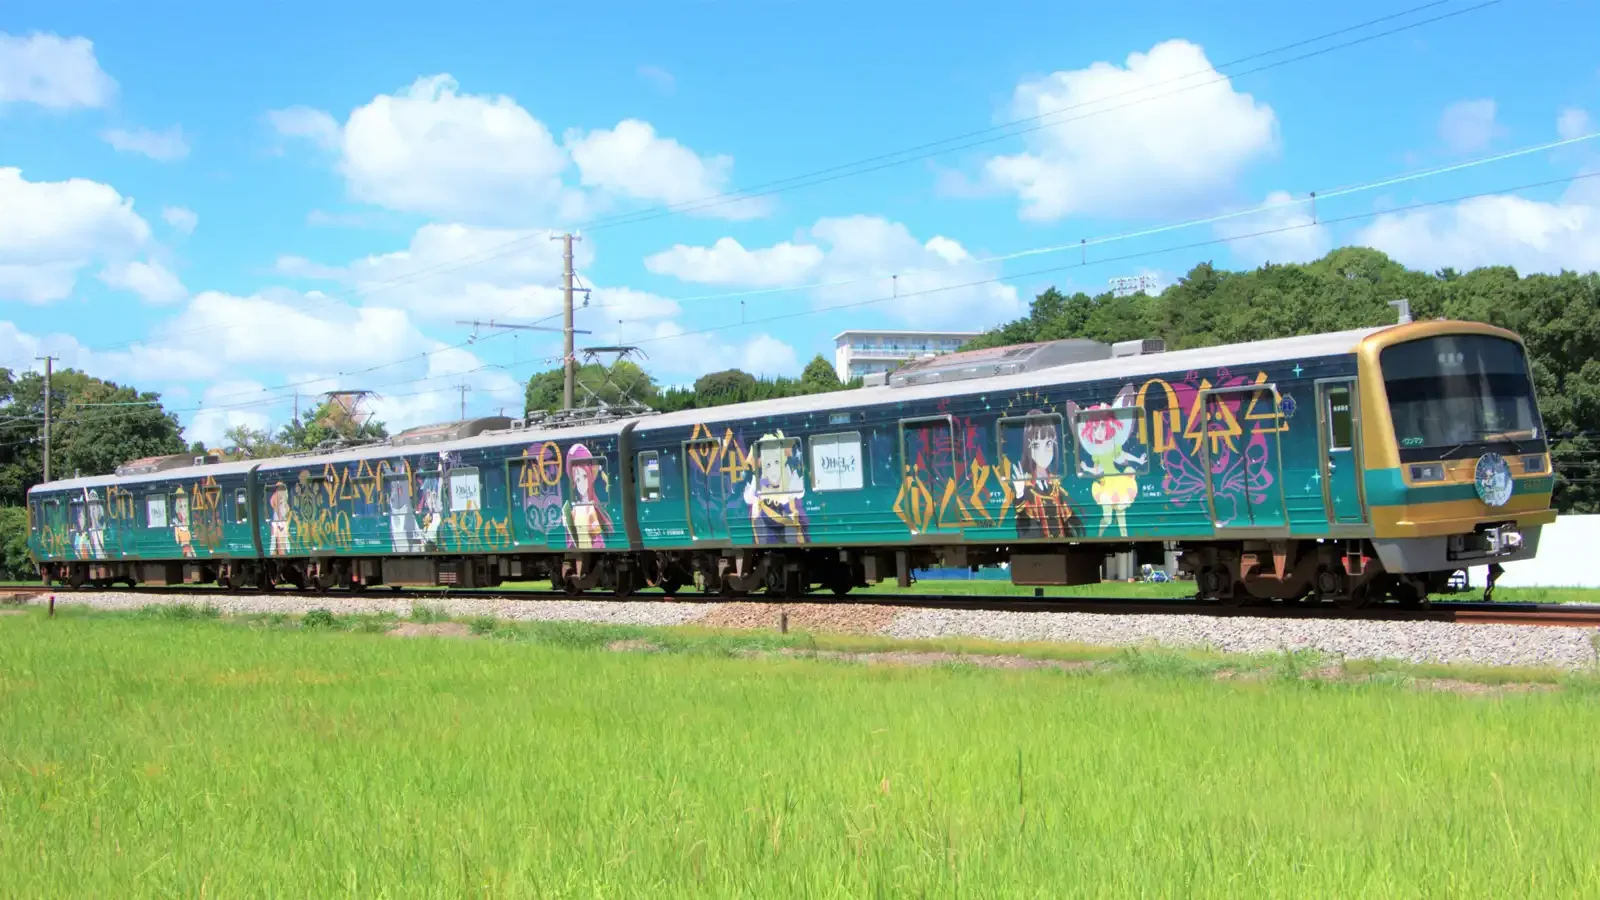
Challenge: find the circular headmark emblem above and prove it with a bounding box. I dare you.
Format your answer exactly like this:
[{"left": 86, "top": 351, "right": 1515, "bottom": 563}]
[{"left": 1474, "top": 453, "right": 1513, "bottom": 508}]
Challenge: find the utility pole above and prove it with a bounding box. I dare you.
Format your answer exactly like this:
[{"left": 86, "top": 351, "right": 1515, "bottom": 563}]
[
  {"left": 551, "top": 232, "right": 582, "bottom": 410},
  {"left": 455, "top": 383, "right": 472, "bottom": 421},
  {"left": 35, "top": 355, "right": 56, "bottom": 483}
]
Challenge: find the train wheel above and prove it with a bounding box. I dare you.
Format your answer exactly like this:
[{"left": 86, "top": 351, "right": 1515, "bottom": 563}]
[
  {"left": 563, "top": 575, "right": 583, "bottom": 596},
  {"left": 659, "top": 577, "right": 684, "bottom": 596}
]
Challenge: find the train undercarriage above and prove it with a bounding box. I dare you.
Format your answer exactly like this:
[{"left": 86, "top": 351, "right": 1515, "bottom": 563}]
[{"left": 35, "top": 536, "right": 1493, "bottom": 609}]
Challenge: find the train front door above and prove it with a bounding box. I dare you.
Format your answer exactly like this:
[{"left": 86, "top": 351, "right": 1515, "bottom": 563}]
[
  {"left": 1201, "top": 386, "right": 1289, "bottom": 531},
  {"left": 1317, "top": 379, "right": 1367, "bottom": 526},
  {"left": 683, "top": 438, "right": 731, "bottom": 542}
]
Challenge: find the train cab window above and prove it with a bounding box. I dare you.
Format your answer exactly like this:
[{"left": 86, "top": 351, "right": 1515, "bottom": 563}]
[
  {"left": 999, "top": 414, "right": 1063, "bottom": 481},
  {"left": 637, "top": 451, "right": 662, "bottom": 502},
  {"left": 234, "top": 488, "right": 249, "bottom": 524},
  {"left": 753, "top": 437, "right": 803, "bottom": 496},
  {"left": 810, "top": 432, "right": 864, "bottom": 491},
  {"left": 1068, "top": 404, "right": 1149, "bottom": 478},
  {"left": 146, "top": 493, "right": 169, "bottom": 528},
  {"left": 1326, "top": 385, "right": 1354, "bottom": 451},
  {"left": 448, "top": 467, "right": 482, "bottom": 513}
]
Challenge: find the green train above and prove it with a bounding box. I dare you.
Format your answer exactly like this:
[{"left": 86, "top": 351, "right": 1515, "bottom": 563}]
[{"left": 28, "top": 320, "right": 1555, "bottom": 606}]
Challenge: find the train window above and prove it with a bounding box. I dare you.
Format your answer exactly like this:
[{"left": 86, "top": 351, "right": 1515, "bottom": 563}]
[
  {"left": 637, "top": 451, "right": 662, "bottom": 502},
  {"left": 753, "top": 437, "right": 803, "bottom": 496},
  {"left": 234, "top": 488, "right": 248, "bottom": 524},
  {"left": 810, "top": 432, "right": 864, "bottom": 491},
  {"left": 449, "top": 467, "right": 482, "bottom": 513},
  {"left": 146, "top": 493, "right": 168, "bottom": 528},
  {"left": 999, "top": 414, "right": 1063, "bottom": 482},
  {"left": 1068, "top": 404, "right": 1149, "bottom": 478},
  {"left": 1326, "top": 385, "right": 1354, "bottom": 451}
]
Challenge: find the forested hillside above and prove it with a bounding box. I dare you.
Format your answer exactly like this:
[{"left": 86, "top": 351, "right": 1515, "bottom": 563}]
[{"left": 965, "top": 247, "right": 1600, "bottom": 513}]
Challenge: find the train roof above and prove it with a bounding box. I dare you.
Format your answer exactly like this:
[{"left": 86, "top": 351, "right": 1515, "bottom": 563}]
[{"left": 31, "top": 324, "right": 1398, "bottom": 494}]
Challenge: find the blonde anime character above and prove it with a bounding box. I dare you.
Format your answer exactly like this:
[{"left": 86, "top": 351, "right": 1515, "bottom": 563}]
[
  {"left": 268, "top": 483, "right": 291, "bottom": 555},
  {"left": 743, "top": 431, "right": 809, "bottom": 544},
  {"left": 1072, "top": 385, "right": 1148, "bottom": 537},
  {"left": 173, "top": 488, "right": 196, "bottom": 558}
]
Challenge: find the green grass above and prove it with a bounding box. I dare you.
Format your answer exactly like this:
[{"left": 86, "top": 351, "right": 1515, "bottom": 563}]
[{"left": 3, "top": 609, "right": 1599, "bottom": 896}]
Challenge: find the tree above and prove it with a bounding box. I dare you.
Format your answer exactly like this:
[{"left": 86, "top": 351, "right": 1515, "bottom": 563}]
[
  {"left": 800, "top": 354, "right": 843, "bottom": 392},
  {"left": 223, "top": 424, "right": 290, "bottom": 460},
  {"left": 0, "top": 367, "right": 186, "bottom": 505},
  {"left": 277, "top": 399, "right": 388, "bottom": 452},
  {"left": 524, "top": 361, "right": 659, "bottom": 413}
]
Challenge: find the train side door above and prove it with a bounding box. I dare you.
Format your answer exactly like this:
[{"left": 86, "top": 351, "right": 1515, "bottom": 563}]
[
  {"left": 1201, "top": 386, "right": 1289, "bottom": 531},
  {"left": 899, "top": 415, "right": 961, "bottom": 535},
  {"left": 1317, "top": 379, "right": 1367, "bottom": 525},
  {"left": 683, "top": 438, "right": 730, "bottom": 543}
]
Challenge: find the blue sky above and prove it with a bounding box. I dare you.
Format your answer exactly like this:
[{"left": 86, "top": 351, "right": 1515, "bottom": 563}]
[{"left": 1, "top": 0, "right": 1597, "bottom": 446}]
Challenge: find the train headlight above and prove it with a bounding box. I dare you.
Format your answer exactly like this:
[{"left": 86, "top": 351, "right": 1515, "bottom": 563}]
[
  {"left": 1521, "top": 455, "right": 1547, "bottom": 474},
  {"left": 1409, "top": 463, "right": 1446, "bottom": 483}
]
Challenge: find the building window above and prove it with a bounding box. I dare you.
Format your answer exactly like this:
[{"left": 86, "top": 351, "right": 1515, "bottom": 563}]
[
  {"left": 810, "top": 432, "right": 864, "bottom": 491},
  {"left": 638, "top": 451, "right": 662, "bottom": 502}
]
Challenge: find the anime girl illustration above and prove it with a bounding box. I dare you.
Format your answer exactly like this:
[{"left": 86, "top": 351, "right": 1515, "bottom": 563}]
[
  {"left": 268, "top": 482, "right": 291, "bottom": 555},
  {"left": 83, "top": 489, "right": 106, "bottom": 559},
  {"left": 1072, "top": 385, "right": 1148, "bottom": 537},
  {"left": 70, "top": 500, "right": 90, "bottom": 559},
  {"left": 388, "top": 476, "right": 425, "bottom": 552},
  {"left": 172, "top": 487, "right": 196, "bottom": 557},
  {"left": 743, "top": 432, "right": 809, "bottom": 544},
  {"left": 416, "top": 473, "right": 443, "bottom": 550},
  {"left": 562, "top": 444, "right": 611, "bottom": 549},
  {"left": 1010, "top": 412, "right": 1077, "bottom": 538}
]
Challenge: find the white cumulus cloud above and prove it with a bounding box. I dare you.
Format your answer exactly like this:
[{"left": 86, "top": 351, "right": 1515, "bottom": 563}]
[
  {"left": 980, "top": 39, "right": 1278, "bottom": 221},
  {"left": 646, "top": 215, "right": 1022, "bottom": 328},
  {"left": 1558, "top": 107, "right": 1594, "bottom": 142},
  {"left": 1438, "top": 98, "right": 1502, "bottom": 154},
  {"left": 102, "top": 125, "right": 191, "bottom": 162},
  {"left": 1354, "top": 175, "right": 1600, "bottom": 274},
  {"left": 566, "top": 119, "right": 769, "bottom": 219},
  {"left": 100, "top": 259, "right": 186, "bottom": 304},
  {"left": 161, "top": 206, "right": 198, "bottom": 235},
  {"left": 0, "top": 167, "right": 152, "bottom": 303},
  {"left": 0, "top": 32, "right": 115, "bottom": 109},
  {"left": 1215, "top": 190, "right": 1332, "bottom": 267}
]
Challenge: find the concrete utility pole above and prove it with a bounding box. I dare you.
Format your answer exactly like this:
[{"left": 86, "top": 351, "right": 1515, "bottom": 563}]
[
  {"left": 455, "top": 383, "right": 472, "bottom": 421},
  {"left": 35, "top": 355, "right": 56, "bottom": 483},
  {"left": 552, "top": 232, "right": 583, "bottom": 410}
]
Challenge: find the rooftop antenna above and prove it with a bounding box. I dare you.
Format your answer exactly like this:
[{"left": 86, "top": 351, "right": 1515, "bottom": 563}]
[{"left": 1388, "top": 298, "right": 1413, "bottom": 325}]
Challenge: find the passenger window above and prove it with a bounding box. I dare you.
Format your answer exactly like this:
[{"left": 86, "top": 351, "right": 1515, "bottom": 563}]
[
  {"left": 449, "top": 467, "right": 481, "bottom": 513},
  {"left": 752, "top": 437, "right": 803, "bottom": 496},
  {"left": 146, "top": 493, "right": 168, "bottom": 528},
  {"left": 1000, "top": 414, "right": 1064, "bottom": 482},
  {"left": 234, "top": 488, "right": 248, "bottom": 524},
  {"left": 1327, "top": 385, "right": 1354, "bottom": 451},
  {"left": 1069, "top": 404, "right": 1149, "bottom": 478},
  {"left": 637, "top": 451, "right": 662, "bottom": 502},
  {"left": 810, "top": 432, "right": 864, "bottom": 491}
]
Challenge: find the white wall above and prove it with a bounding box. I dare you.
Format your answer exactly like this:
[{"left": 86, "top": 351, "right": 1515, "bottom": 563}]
[{"left": 1466, "top": 515, "right": 1600, "bottom": 589}]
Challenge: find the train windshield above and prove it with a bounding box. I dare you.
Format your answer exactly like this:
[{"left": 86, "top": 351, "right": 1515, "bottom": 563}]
[{"left": 1381, "top": 334, "right": 1542, "bottom": 457}]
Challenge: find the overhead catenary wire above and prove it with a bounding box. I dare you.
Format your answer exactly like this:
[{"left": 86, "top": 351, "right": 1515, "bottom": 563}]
[{"left": 76, "top": 0, "right": 1507, "bottom": 357}]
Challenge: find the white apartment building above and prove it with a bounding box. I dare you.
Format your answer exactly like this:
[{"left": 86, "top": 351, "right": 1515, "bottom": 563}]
[{"left": 833, "top": 329, "right": 982, "bottom": 382}]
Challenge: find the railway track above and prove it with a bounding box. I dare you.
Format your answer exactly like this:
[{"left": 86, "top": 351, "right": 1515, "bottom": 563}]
[{"left": 7, "top": 585, "right": 1599, "bottom": 628}]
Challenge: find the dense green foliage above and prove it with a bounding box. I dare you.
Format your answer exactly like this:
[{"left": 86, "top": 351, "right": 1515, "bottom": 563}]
[
  {"left": 3, "top": 609, "right": 1597, "bottom": 895},
  {"left": 967, "top": 248, "right": 1600, "bottom": 513},
  {"left": 524, "top": 354, "right": 860, "bottom": 416},
  {"left": 0, "top": 367, "right": 186, "bottom": 507}
]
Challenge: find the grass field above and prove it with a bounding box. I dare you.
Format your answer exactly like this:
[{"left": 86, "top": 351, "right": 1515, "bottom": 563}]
[{"left": 3, "top": 607, "right": 1598, "bottom": 897}]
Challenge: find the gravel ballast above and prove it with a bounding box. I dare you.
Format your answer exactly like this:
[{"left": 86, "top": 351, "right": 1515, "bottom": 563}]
[{"left": 24, "top": 592, "right": 1600, "bottom": 671}]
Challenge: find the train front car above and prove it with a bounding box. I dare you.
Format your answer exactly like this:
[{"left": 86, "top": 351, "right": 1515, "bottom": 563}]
[{"left": 1356, "top": 321, "right": 1555, "bottom": 602}]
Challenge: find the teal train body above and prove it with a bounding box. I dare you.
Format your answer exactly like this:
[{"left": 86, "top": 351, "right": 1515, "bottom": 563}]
[{"left": 27, "top": 322, "right": 1557, "bottom": 605}]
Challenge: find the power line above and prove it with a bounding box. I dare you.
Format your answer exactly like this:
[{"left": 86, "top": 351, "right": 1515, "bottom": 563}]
[{"left": 77, "top": 0, "right": 1504, "bottom": 357}]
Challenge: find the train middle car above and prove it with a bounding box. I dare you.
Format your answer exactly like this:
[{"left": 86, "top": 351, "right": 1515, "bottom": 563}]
[{"left": 27, "top": 319, "right": 1555, "bottom": 606}]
